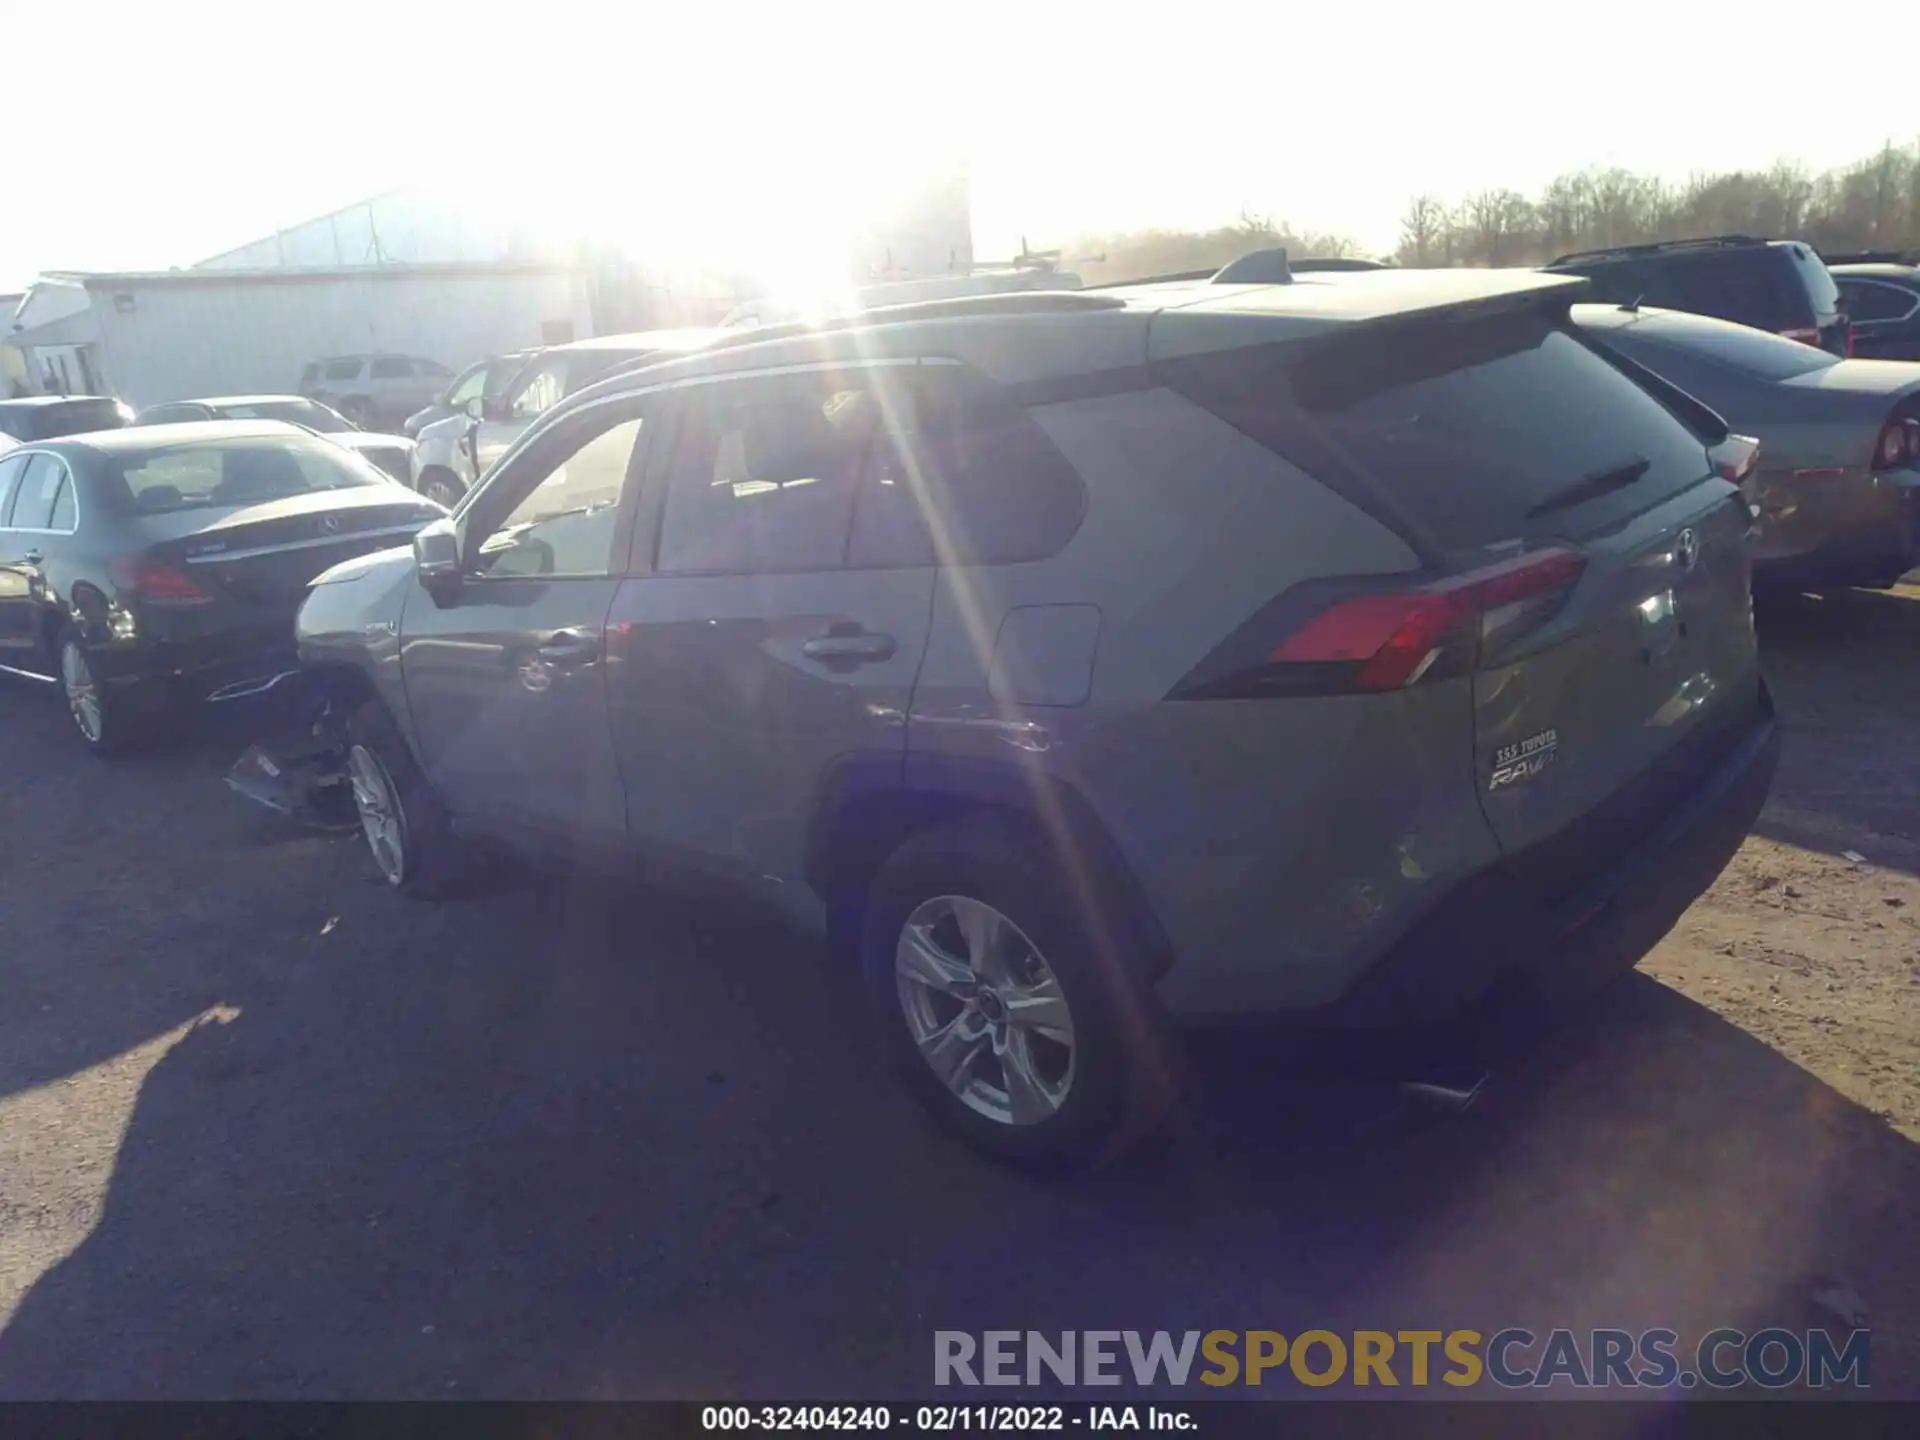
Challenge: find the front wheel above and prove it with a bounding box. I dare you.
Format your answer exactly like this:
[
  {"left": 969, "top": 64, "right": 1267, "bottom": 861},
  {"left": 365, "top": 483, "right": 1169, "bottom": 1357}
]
[
  {"left": 417, "top": 467, "right": 465, "bottom": 510},
  {"left": 345, "top": 702, "right": 466, "bottom": 898},
  {"left": 860, "top": 819, "right": 1175, "bottom": 1169}
]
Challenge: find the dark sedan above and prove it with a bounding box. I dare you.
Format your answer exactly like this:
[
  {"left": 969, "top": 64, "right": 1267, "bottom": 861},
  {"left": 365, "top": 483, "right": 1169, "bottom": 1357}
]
[
  {"left": 134, "top": 394, "right": 416, "bottom": 483},
  {"left": 0, "top": 395, "right": 135, "bottom": 441},
  {"left": 0, "top": 420, "right": 444, "bottom": 753}
]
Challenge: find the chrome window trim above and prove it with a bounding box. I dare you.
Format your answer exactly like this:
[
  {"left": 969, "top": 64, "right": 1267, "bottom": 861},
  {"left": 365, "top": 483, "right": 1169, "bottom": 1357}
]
[{"left": 0, "top": 449, "right": 82, "bottom": 535}]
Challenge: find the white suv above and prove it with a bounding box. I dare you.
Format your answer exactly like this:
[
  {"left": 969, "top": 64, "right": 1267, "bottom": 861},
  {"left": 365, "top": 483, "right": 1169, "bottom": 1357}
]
[{"left": 298, "top": 354, "right": 452, "bottom": 430}]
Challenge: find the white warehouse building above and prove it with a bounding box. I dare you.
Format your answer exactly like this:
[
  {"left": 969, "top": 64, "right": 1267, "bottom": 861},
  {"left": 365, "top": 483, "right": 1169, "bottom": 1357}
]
[{"left": 8, "top": 172, "right": 974, "bottom": 406}]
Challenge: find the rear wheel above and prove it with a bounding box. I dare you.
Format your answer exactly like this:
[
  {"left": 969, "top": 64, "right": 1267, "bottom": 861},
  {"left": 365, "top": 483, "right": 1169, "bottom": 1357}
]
[
  {"left": 346, "top": 701, "right": 465, "bottom": 898},
  {"left": 860, "top": 818, "right": 1175, "bottom": 1169},
  {"left": 57, "top": 626, "right": 144, "bottom": 756}
]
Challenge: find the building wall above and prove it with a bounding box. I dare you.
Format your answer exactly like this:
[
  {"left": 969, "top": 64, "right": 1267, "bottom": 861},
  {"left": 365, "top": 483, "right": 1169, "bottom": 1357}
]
[{"left": 89, "top": 268, "right": 594, "bottom": 408}]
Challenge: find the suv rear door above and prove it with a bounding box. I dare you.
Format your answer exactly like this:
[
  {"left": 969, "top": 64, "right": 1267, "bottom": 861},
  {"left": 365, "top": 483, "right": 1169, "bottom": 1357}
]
[
  {"left": 1779, "top": 243, "right": 1850, "bottom": 354},
  {"left": 1165, "top": 296, "right": 1763, "bottom": 874},
  {"left": 1295, "top": 308, "right": 1762, "bottom": 861},
  {"left": 604, "top": 362, "right": 936, "bottom": 883}
]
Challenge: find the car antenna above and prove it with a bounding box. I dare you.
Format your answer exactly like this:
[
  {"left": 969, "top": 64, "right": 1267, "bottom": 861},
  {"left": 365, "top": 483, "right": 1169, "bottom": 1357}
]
[{"left": 1621, "top": 294, "right": 1643, "bottom": 313}]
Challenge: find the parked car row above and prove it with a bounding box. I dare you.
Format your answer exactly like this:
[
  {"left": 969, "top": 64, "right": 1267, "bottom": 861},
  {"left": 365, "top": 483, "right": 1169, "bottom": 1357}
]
[{"left": 12, "top": 250, "right": 1913, "bottom": 1170}]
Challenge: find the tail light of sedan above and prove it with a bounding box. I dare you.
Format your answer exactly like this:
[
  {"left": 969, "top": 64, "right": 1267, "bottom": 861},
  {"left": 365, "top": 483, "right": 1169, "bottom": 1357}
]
[
  {"left": 109, "top": 555, "right": 214, "bottom": 606},
  {"left": 1872, "top": 416, "right": 1917, "bottom": 472}
]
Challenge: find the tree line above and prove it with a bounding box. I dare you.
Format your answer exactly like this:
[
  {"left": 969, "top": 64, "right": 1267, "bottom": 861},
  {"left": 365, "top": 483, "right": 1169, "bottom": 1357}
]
[{"left": 1066, "top": 139, "right": 1920, "bottom": 282}]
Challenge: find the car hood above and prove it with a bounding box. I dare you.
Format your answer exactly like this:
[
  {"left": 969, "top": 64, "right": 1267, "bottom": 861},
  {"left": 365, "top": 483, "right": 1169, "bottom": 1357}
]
[
  {"left": 416, "top": 413, "right": 470, "bottom": 446},
  {"left": 1780, "top": 358, "right": 1920, "bottom": 400},
  {"left": 310, "top": 542, "right": 416, "bottom": 587},
  {"left": 329, "top": 430, "right": 414, "bottom": 453}
]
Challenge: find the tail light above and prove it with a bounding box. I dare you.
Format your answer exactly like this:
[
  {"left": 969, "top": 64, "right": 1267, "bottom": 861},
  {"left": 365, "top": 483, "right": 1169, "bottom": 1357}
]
[
  {"left": 1174, "top": 548, "right": 1587, "bottom": 700},
  {"left": 1778, "top": 327, "right": 1823, "bottom": 347},
  {"left": 1873, "top": 416, "right": 1914, "bottom": 472},
  {"left": 109, "top": 556, "right": 214, "bottom": 605},
  {"left": 1845, "top": 324, "right": 1856, "bottom": 357}
]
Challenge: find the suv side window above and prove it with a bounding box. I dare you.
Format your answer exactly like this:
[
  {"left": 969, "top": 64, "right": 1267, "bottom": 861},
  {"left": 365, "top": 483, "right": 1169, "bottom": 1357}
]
[
  {"left": 847, "top": 366, "right": 1088, "bottom": 568},
  {"left": 469, "top": 409, "right": 648, "bottom": 579},
  {"left": 656, "top": 372, "right": 880, "bottom": 575},
  {"left": 370, "top": 357, "right": 413, "bottom": 380},
  {"left": 323, "top": 359, "right": 364, "bottom": 382},
  {"left": 0, "top": 453, "right": 29, "bottom": 523},
  {"left": 1839, "top": 279, "right": 1917, "bottom": 324},
  {"left": 1645, "top": 253, "right": 1797, "bottom": 328}
]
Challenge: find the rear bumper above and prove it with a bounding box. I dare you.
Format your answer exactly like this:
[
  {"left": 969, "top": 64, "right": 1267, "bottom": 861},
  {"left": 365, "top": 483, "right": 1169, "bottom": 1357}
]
[
  {"left": 92, "top": 632, "right": 301, "bottom": 709},
  {"left": 1310, "top": 682, "right": 1780, "bottom": 1029},
  {"left": 1751, "top": 472, "right": 1916, "bottom": 589}
]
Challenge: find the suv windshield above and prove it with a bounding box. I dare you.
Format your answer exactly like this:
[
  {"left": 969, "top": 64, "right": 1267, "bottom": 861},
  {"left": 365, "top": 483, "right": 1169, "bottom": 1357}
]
[{"left": 107, "top": 435, "right": 386, "bottom": 513}]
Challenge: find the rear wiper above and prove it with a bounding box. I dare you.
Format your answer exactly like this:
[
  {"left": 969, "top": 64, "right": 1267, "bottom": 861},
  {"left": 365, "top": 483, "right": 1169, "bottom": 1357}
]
[{"left": 1526, "top": 455, "right": 1651, "bottom": 519}]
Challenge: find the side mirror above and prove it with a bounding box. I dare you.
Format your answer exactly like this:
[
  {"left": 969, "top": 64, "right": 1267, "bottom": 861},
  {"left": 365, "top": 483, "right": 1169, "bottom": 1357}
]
[
  {"left": 464, "top": 395, "right": 487, "bottom": 422},
  {"left": 414, "top": 519, "right": 462, "bottom": 605}
]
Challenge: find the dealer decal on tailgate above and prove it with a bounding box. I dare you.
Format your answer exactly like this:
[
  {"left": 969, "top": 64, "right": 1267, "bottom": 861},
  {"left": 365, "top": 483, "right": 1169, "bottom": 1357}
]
[{"left": 1490, "top": 728, "right": 1559, "bottom": 791}]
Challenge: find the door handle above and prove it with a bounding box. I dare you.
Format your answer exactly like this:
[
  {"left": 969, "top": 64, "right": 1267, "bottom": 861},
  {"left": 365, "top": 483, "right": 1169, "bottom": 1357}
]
[
  {"left": 537, "top": 629, "right": 600, "bottom": 664},
  {"left": 802, "top": 629, "right": 896, "bottom": 664}
]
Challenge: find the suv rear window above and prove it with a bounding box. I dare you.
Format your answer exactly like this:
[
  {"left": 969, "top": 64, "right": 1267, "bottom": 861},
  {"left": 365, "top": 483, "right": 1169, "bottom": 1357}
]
[
  {"left": 1785, "top": 244, "right": 1841, "bottom": 318},
  {"left": 1169, "top": 311, "right": 1714, "bottom": 550},
  {"left": 39, "top": 400, "right": 127, "bottom": 438},
  {"left": 1565, "top": 250, "right": 1804, "bottom": 330}
]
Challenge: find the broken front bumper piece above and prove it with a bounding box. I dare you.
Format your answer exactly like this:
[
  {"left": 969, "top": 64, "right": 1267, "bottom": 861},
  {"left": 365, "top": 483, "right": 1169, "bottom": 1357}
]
[{"left": 225, "top": 690, "right": 357, "bottom": 832}]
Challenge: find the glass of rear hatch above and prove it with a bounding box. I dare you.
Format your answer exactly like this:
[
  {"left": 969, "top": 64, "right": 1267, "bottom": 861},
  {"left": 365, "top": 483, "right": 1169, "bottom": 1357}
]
[{"left": 1293, "top": 310, "right": 1717, "bottom": 550}]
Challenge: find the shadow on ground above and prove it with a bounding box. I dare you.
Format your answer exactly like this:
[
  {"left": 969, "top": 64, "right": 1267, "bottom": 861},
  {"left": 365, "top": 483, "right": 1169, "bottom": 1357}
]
[{"left": 2, "top": 858, "right": 1914, "bottom": 1398}]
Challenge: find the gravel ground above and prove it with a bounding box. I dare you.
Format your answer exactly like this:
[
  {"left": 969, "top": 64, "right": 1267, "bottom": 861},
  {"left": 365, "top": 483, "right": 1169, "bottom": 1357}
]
[{"left": 0, "top": 586, "right": 1914, "bottom": 1401}]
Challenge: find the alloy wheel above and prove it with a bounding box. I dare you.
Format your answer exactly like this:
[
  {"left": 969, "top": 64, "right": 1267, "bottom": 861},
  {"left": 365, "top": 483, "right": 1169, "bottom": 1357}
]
[
  {"left": 60, "top": 641, "right": 103, "bottom": 744},
  {"left": 347, "top": 744, "right": 407, "bottom": 885},
  {"left": 894, "top": 895, "right": 1076, "bottom": 1126}
]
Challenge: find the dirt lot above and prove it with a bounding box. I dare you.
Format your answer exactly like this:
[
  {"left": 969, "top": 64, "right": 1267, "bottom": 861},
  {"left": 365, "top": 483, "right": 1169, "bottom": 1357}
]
[
  {"left": 1647, "top": 584, "right": 1920, "bottom": 1141},
  {"left": 0, "top": 584, "right": 1914, "bottom": 1401}
]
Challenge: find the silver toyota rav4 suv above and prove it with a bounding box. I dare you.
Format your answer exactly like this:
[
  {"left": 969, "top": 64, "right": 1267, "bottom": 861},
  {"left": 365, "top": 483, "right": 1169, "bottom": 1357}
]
[{"left": 294, "top": 267, "right": 1780, "bottom": 1167}]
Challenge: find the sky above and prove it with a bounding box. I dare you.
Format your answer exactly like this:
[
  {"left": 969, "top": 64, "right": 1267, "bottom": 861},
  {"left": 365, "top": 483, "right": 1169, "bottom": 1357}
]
[{"left": 4, "top": 0, "right": 1916, "bottom": 294}]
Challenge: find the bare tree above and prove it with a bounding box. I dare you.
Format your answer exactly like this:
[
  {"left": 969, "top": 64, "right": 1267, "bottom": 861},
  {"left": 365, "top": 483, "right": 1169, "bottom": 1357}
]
[{"left": 1397, "top": 194, "right": 1448, "bottom": 266}]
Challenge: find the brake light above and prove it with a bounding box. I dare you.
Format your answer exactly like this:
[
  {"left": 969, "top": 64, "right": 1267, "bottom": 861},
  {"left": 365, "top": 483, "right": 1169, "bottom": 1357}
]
[
  {"left": 1176, "top": 548, "right": 1587, "bottom": 699},
  {"left": 109, "top": 556, "right": 213, "bottom": 605},
  {"left": 1778, "top": 327, "right": 1822, "bottom": 347}
]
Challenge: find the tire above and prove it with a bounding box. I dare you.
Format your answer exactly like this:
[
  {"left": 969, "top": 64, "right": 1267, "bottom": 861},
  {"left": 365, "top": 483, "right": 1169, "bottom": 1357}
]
[
  {"left": 339, "top": 396, "right": 376, "bottom": 429},
  {"left": 56, "top": 625, "right": 146, "bottom": 756},
  {"left": 345, "top": 700, "right": 466, "bottom": 899},
  {"left": 418, "top": 467, "right": 465, "bottom": 509},
  {"left": 859, "top": 817, "right": 1177, "bottom": 1170}
]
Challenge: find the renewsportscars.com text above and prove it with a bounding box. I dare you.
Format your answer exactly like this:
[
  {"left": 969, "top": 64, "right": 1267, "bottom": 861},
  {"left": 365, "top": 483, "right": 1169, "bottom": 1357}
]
[{"left": 934, "top": 1328, "right": 1870, "bottom": 1390}]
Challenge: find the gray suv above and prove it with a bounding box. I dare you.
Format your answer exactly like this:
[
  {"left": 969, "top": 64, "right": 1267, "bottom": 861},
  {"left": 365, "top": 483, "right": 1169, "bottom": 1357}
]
[{"left": 294, "top": 271, "right": 1780, "bottom": 1167}]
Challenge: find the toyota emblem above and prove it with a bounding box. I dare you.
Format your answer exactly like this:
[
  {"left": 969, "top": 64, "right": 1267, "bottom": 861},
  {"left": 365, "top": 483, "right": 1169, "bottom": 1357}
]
[
  {"left": 319, "top": 515, "right": 343, "bottom": 536},
  {"left": 1673, "top": 527, "right": 1699, "bottom": 573}
]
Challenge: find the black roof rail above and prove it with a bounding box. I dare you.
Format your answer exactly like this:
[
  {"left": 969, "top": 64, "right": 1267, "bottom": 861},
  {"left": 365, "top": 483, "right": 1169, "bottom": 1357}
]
[
  {"left": 677, "top": 290, "right": 1130, "bottom": 361},
  {"left": 1821, "top": 249, "right": 1920, "bottom": 267},
  {"left": 1549, "top": 234, "right": 1771, "bottom": 267}
]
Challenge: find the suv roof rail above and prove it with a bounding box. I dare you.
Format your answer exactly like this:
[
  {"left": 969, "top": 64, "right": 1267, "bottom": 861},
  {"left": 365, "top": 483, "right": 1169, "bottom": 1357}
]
[
  {"left": 628, "top": 290, "right": 1130, "bottom": 365},
  {"left": 1822, "top": 249, "right": 1920, "bottom": 267},
  {"left": 1283, "top": 258, "right": 1390, "bottom": 274},
  {"left": 1550, "top": 234, "right": 1771, "bottom": 267}
]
